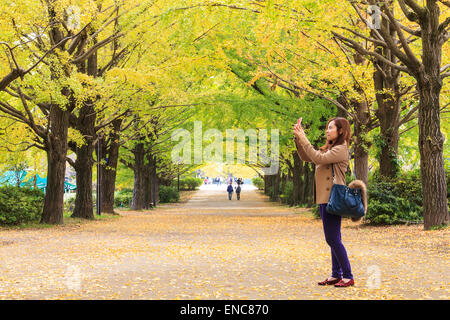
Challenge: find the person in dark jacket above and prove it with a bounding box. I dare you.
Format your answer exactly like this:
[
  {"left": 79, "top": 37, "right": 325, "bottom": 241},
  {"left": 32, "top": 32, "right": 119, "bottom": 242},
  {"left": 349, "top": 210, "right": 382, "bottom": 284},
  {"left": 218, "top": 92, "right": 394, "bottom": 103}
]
[
  {"left": 235, "top": 184, "right": 241, "bottom": 200},
  {"left": 227, "top": 184, "right": 233, "bottom": 200}
]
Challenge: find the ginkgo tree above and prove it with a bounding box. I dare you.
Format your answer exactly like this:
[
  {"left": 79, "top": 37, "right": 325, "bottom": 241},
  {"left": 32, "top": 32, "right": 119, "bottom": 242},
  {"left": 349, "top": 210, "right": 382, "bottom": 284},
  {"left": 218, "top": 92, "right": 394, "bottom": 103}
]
[
  {"left": 157, "top": 0, "right": 448, "bottom": 228},
  {"left": 331, "top": 0, "right": 449, "bottom": 229},
  {"left": 0, "top": 0, "right": 158, "bottom": 223}
]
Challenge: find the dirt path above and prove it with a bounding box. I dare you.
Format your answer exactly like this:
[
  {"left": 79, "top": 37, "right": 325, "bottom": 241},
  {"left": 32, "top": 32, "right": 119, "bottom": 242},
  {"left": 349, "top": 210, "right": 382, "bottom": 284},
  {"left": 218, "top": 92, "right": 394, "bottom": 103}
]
[{"left": 0, "top": 189, "right": 448, "bottom": 299}]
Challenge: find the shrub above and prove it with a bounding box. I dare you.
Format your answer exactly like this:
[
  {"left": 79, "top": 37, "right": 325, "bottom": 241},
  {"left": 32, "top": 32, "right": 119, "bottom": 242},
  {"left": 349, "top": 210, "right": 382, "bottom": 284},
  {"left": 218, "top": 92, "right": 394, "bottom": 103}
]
[
  {"left": 186, "top": 177, "right": 203, "bottom": 190},
  {"left": 280, "top": 181, "right": 293, "bottom": 204},
  {"left": 0, "top": 186, "right": 44, "bottom": 225},
  {"left": 365, "top": 170, "right": 423, "bottom": 225},
  {"left": 114, "top": 189, "right": 133, "bottom": 208},
  {"left": 252, "top": 177, "right": 264, "bottom": 190},
  {"left": 64, "top": 195, "right": 76, "bottom": 211},
  {"left": 171, "top": 177, "right": 203, "bottom": 190},
  {"left": 159, "top": 185, "right": 180, "bottom": 203}
]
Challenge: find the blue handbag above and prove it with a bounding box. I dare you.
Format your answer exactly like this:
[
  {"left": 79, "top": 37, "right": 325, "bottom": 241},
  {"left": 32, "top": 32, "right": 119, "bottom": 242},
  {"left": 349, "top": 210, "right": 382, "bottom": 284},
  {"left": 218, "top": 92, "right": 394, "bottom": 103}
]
[{"left": 326, "top": 161, "right": 365, "bottom": 218}]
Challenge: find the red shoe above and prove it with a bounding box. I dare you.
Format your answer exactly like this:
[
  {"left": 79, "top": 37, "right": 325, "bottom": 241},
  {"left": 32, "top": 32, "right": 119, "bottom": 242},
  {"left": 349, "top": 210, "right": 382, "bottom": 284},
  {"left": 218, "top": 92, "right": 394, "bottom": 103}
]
[
  {"left": 318, "top": 277, "right": 342, "bottom": 286},
  {"left": 334, "top": 279, "right": 355, "bottom": 287}
]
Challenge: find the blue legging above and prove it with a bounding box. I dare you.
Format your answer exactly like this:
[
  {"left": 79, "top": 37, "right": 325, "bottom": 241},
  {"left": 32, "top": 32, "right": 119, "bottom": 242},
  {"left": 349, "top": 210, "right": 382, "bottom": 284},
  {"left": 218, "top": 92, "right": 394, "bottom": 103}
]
[{"left": 319, "top": 204, "right": 353, "bottom": 279}]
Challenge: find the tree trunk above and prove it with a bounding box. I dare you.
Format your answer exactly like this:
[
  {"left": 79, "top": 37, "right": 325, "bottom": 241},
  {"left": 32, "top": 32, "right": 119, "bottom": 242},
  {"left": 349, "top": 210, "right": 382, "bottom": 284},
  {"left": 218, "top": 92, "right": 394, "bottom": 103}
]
[
  {"left": 374, "top": 66, "right": 401, "bottom": 177},
  {"left": 348, "top": 53, "right": 371, "bottom": 186},
  {"left": 71, "top": 142, "right": 95, "bottom": 219},
  {"left": 378, "top": 120, "right": 400, "bottom": 177},
  {"left": 143, "top": 158, "right": 152, "bottom": 209},
  {"left": 280, "top": 172, "right": 286, "bottom": 195},
  {"left": 299, "top": 163, "right": 306, "bottom": 204},
  {"left": 352, "top": 98, "right": 370, "bottom": 186},
  {"left": 70, "top": 101, "right": 96, "bottom": 219},
  {"left": 353, "top": 131, "right": 369, "bottom": 187},
  {"left": 271, "top": 167, "right": 281, "bottom": 201},
  {"left": 418, "top": 81, "right": 448, "bottom": 229},
  {"left": 143, "top": 170, "right": 151, "bottom": 209},
  {"left": 71, "top": 143, "right": 95, "bottom": 219},
  {"left": 151, "top": 155, "right": 159, "bottom": 206},
  {"left": 70, "top": 45, "right": 98, "bottom": 219},
  {"left": 100, "top": 119, "right": 122, "bottom": 213},
  {"left": 416, "top": 3, "right": 449, "bottom": 229},
  {"left": 292, "top": 150, "right": 303, "bottom": 205},
  {"left": 130, "top": 142, "right": 145, "bottom": 210},
  {"left": 373, "top": 16, "right": 401, "bottom": 178},
  {"left": 264, "top": 174, "right": 272, "bottom": 196},
  {"left": 41, "top": 105, "right": 69, "bottom": 224},
  {"left": 303, "top": 162, "right": 315, "bottom": 207}
]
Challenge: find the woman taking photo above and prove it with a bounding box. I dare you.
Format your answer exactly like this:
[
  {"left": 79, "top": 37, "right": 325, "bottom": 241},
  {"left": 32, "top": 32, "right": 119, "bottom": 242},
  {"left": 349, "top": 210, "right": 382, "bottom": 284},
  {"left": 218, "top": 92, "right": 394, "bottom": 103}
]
[{"left": 293, "top": 117, "right": 355, "bottom": 288}]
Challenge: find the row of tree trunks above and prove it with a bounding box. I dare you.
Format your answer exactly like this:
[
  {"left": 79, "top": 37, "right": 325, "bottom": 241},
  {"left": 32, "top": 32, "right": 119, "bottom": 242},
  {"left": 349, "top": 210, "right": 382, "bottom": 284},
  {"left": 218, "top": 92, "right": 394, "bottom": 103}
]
[
  {"left": 270, "top": 167, "right": 281, "bottom": 201},
  {"left": 291, "top": 150, "right": 314, "bottom": 206},
  {"left": 145, "top": 154, "right": 160, "bottom": 209},
  {"left": 130, "top": 142, "right": 145, "bottom": 210},
  {"left": 99, "top": 119, "right": 122, "bottom": 214},
  {"left": 129, "top": 142, "right": 160, "bottom": 211},
  {"left": 262, "top": 150, "right": 314, "bottom": 207},
  {"left": 151, "top": 155, "right": 160, "bottom": 208}
]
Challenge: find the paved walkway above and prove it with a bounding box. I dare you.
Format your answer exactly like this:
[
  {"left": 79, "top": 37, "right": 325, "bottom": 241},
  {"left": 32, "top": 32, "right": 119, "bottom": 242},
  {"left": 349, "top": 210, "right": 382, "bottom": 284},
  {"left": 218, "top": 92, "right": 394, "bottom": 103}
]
[{"left": 0, "top": 188, "right": 448, "bottom": 299}]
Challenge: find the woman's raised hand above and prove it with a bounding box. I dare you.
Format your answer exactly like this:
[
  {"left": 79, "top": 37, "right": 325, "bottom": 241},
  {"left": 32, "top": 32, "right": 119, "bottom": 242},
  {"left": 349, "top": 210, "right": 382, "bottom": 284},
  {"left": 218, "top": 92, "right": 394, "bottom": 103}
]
[
  {"left": 293, "top": 117, "right": 306, "bottom": 143},
  {"left": 294, "top": 117, "right": 302, "bottom": 130}
]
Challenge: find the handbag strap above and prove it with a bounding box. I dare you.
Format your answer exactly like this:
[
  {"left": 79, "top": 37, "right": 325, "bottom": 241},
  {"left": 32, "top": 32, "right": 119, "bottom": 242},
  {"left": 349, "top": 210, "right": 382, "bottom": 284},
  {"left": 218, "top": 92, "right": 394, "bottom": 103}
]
[
  {"left": 331, "top": 163, "right": 337, "bottom": 185},
  {"left": 331, "top": 150, "right": 356, "bottom": 181}
]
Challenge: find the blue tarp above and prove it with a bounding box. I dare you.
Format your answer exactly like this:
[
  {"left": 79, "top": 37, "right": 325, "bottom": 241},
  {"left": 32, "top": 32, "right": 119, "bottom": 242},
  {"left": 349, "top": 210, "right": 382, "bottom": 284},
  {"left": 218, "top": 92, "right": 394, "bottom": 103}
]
[{"left": 0, "top": 170, "right": 76, "bottom": 192}]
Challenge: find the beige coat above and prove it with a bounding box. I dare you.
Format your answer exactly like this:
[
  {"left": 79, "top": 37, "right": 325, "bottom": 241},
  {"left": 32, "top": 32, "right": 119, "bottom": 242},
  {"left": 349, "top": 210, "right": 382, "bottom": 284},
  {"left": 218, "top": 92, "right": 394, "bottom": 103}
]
[{"left": 295, "top": 138, "right": 349, "bottom": 204}]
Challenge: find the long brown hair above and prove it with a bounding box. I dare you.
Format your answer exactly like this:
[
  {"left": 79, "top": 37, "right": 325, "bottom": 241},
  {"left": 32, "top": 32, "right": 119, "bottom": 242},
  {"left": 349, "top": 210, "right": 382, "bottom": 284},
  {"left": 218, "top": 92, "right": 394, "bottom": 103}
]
[{"left": 319, "top": 117, "right": 352, "bottom": 151}]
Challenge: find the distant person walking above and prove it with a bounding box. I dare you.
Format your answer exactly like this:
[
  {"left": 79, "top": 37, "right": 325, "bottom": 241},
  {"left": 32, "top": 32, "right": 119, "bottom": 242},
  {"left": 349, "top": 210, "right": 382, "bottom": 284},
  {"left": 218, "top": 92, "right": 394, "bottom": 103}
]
[
  {"left": 235, "top": 184, "right": 241, "bottom": 200},
  {"left": 227, "top": 184, "right": 233, "bottom": 200}
]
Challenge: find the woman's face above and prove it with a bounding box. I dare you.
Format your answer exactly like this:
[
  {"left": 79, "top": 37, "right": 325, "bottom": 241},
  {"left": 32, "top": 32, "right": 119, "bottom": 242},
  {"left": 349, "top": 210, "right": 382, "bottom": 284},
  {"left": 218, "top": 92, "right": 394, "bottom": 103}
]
[{"left": 326, "top": 121, "right": 340, "bottom": 142}]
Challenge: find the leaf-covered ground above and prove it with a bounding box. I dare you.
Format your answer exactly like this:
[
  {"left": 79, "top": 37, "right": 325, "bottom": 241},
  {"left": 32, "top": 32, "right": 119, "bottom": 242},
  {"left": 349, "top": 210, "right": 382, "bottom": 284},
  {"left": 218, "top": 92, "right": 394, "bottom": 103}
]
[{"left": 0, "top": 189, "right": 448, "bottom": 299}]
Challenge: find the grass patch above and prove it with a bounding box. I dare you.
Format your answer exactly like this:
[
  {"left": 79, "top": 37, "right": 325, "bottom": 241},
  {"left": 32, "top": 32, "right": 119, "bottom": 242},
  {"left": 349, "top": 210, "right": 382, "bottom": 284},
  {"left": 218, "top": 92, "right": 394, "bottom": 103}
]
[
  {"left": 429, "top": 223, "right": 449, "bottom": 231},
  {"left": 0, "top": 210, "right": 120, "bottom": 231}
]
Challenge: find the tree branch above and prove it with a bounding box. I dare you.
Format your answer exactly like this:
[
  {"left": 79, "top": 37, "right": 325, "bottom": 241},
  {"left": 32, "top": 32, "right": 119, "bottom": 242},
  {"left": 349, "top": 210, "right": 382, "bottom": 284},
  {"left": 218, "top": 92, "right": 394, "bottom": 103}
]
[
  {"left": 66, "top": 156, "right": 76, "bottom": 168},
  {"left": 0, "top": 68, "right": 25, "bottom": 92},
  {"left": 17, "top": 86, "right": 47, "bottom": 139},
  {"left": 381, "top": 3, "right": 422, "bottom": 68},
  {"left": 402, "top": 0, "right": 426, "bottom": 17},
  {"left": 439, "top": 16, "right": 450, "bottom": 34},
  {"left": 331, "top": 31, "right": 410, "bottom": 73},
  {"left": 71, "top": 33, "right": 124, "bottom": 64},
  {"left": 23, "top": 24, "right": 91, "bottom": 75}
]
